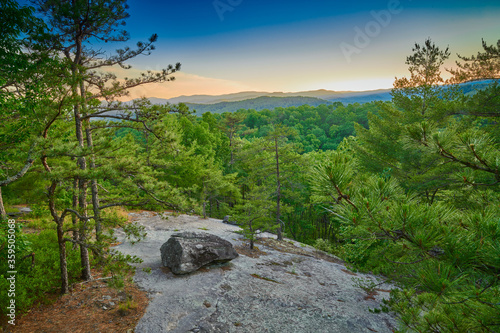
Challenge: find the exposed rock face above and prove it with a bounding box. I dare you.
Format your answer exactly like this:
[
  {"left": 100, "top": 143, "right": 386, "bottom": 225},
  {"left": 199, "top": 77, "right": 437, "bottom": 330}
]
[
  {"left": 116, "top": 213, "right": 397, "bottom": 333},
  {"left": 160, "top": 232, "right": 238, "bottom": 274}
]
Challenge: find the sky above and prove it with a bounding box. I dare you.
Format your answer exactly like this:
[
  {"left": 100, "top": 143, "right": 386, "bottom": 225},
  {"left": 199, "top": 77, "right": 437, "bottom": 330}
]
[{"left": 99, "top": 0, "right": 500, "bottom": 99}]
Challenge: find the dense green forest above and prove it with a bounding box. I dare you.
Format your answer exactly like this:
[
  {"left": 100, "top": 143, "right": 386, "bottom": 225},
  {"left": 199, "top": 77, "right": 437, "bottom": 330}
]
[{"left": 1, "top": 0, "right": 499, "bottom": 331}]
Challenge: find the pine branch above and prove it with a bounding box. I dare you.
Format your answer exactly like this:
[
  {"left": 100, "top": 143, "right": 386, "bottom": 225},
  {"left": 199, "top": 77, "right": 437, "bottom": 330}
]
[
  {"left": 98, "top": 201, "right": 151, "bottom": 210},
  {"left": 438, "top": 144, "right": 498, "bottom": 177},
  {"left": 136, "top": 183, "right": 178, "bottom": 209},
  {"left": 0, "top": 144, "right": 36, "bottom": 186},
  {"left": 60, "top": 208, "right": 94, "bottom": 222}
]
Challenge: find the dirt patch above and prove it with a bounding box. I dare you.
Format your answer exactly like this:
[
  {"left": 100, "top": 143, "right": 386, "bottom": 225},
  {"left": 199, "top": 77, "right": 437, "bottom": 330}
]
[
  {"left": 1, "top": 270, "right": 148, "bottom": 333},
  {"left": 234, "top": 244, "right": 267, "bottom": 258},
  {"left": 250, "top": 273, "right": 282, "bottom": 284},
  {"left": 341, "top": 268, "right": 358, "bottom": 276},
  {"left": 363, "top": 291, "right": 379, "bottom": 301}
]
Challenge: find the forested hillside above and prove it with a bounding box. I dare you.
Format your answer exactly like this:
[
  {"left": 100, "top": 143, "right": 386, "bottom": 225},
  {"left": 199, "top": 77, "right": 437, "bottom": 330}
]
[
  {"left": 185, "top": 96, "right": 333, "bottom": 115},
  {"left": 1, "top": 0, "right": 499, "bottom": 331},
  {"left": 149, "top": 88, "right": 393, "bottom": 106}
]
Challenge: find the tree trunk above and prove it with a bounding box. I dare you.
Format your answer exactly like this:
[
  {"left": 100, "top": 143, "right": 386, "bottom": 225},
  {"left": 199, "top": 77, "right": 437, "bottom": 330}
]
[
  {"left": 48, "top": 180, "right": 69, "bottom": 294},
  {"left": 86, "top": 125, "right": 101, "bottom": 240},
  {"left": 71, "top": 177, "right": 79, "bottom": 249},
  {"left": 74, "top": 74, "right": 91, "bottom": 281},
  {"left": 76, "top": 132, "right": 91, "bottom": 280},
  {"left": 249, "top": 218, "right": 254, "bottom": 250},
  {"left": 0, "top": 187, "right": 6, "bottom": 220},
  {"left": 67, "top": 26, "right": 92, "bottom": 281},
  {"left": 57, "top": 220, "right": 69, "bottom": 294}
]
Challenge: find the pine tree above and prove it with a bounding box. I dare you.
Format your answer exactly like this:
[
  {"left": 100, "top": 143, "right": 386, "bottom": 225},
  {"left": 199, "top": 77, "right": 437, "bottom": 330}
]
[
  {"left": 312, "top": 39, "right": 500, "bottom": 332},
  {"left": 233, "top": 184, "right": 274, "bottom": 250},
  {"left": 354, "top": 39, "right": 462, "bottom": 203},
  {"left": 235, "top": 124, "right": 301, "bottom": 241},
  {"left": 7, "top": 0, "right": 183, "bottom": 292}
]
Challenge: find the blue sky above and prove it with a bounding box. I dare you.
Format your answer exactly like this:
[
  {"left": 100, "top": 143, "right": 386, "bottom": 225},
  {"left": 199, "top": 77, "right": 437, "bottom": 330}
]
[
  {"left": 124, "top": 0, "right": 499, "bottom": 38},
  {"left": 29, "top": 0, "right": 500, "bottom": 98}
]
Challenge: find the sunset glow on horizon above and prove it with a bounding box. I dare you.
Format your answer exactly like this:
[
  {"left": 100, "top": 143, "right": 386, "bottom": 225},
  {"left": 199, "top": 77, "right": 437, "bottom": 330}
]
[{"left": 102, "top": 0, "right": 500, "bottom": 100}]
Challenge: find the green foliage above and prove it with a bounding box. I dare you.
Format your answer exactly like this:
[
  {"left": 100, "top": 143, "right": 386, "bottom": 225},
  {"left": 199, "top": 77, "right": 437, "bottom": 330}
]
[
  {"left": 233, "top": 184, "right": 276, "bottom": 249},
  {"left": 101, "top": 251, "right": 143, "bottom": 291},
  {"left": 117, "top": 296, "right": 138, "bottom": 316},
  {"left": 0, "top": 219, "right": 32, "bottom": 264},
  {"left": 352, "top": 277, "right": 378, "bottom": 293},
  {"left": 312, "top": 152, "right": 500, "bottom": 330},
  {"left": 27, "top": 204, "right": 51, "bottom": 219},
  {"left": 0, "top": 230, "right": 81, "bottom": 315},
  {"left": 310, "top": 39, "right": 500, "bottom": 332},
  {"left": 225, "top": 102, "right": 375, "bottom": 152},
  {"left": 187, "top": 96, "right": 331, "bottom": 115},
  {"left": 313, "top": 238, "right": 333, "bottom": 253}
]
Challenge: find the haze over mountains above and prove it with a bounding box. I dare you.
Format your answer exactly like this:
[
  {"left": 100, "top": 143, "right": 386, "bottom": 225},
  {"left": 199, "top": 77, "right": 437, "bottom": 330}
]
[
  {"left": 135, "top": 80, "right": 493, "bottom": 115},
  {"left": 144, "top": 88, "right": 392, "bottom": 115},
  {"left": 157, "top": 88, "right": 393, "bottom": 104}
]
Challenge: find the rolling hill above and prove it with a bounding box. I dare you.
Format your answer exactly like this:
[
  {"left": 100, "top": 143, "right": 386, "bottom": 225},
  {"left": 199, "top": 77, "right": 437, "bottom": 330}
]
[
  {"left": 184, "top": 96, "right": 333, "bottom": 115},
  {"left": 138, "top": 80, "right": 494, "bottom": 115},
  {"left": 145, "top": 88, "right": 393, "bottom": 115}
]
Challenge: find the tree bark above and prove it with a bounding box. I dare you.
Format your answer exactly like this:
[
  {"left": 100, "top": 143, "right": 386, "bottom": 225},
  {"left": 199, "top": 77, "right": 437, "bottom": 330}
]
[
  {"left": 71, "top": 177, "right": 79, "bottom": 249},
  {"left": 85, "top": 125, "right": 101, "bottom": 240},
  {"left": 249, "top": 218, "right": 254, "bottom": 250},
  {"left": 48, "top": 180, "right": 69, "bottom": 294},
  {"left": 0, "top": 155, "right": 35, "bottom": 187},
  {"left": 70, "top": 43, "right": 91, "bottom": 280},
  {"left": 76, "top": 90, "right": 91, "bottom": 281}
]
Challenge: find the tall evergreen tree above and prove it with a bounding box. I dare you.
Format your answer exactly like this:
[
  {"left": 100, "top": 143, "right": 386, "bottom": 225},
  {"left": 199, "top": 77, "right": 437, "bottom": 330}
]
[
  {"left": 235, "top": 124, "right": 300, "bottom": 241},
  {"left": 354, "top": 39, "right": 462, "bottom": 203},
  {"left": 13, "top": 0, "right": 182, "bottom": 291},
  {"left": 312, "top": 38, "right": 500, "bottom": 332}
]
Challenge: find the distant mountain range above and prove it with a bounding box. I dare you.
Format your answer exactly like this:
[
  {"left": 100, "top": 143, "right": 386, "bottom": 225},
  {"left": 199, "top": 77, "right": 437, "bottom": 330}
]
[
  {"left": 145, "top": 88, "right": 393, "bottom": 115},
  {"left": 153, "top": 88, "right": 393, "bottom": 105},
  {"left": 184, "top": 96, "right": 335, "bottom": 115},
  {"left": 138, "top": 80, "right": 494, "bottom": 115}
]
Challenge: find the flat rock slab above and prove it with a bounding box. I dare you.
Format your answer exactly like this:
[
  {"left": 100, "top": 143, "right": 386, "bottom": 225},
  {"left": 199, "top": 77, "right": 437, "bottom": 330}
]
[
  {"left": 114, "top": 212, "right": 397, "bottom": 333},
  {"left": 161, "top": 231, "right": 238, "bottom": 274}
]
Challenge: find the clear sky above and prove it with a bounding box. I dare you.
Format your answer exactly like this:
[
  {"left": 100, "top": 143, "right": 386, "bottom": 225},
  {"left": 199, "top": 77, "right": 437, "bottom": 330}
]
[{"left": 103, "top": 0, "right": 500, "bottom": 99}]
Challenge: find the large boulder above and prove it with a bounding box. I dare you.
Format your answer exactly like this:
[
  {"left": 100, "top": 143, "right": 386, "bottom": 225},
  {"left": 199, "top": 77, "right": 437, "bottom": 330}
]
[{"left": 160, "top": 232, "right": 238, "bottom": 274}]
